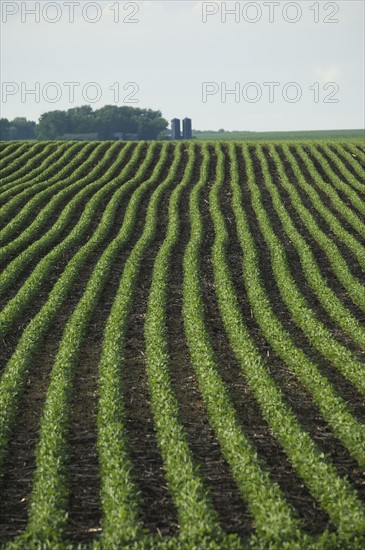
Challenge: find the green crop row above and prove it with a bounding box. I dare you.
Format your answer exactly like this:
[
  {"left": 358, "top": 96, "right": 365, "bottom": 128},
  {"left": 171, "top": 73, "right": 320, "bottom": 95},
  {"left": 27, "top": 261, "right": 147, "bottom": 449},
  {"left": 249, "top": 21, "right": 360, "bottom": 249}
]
[
  {"left": 336, "top": 145, "right": 365, "bottom": 186},
  {"left": 286, "top": 145, "right": 365, "bottom": 271},
  {"left": 1, "top": 140, "right": 364, "bottom": 550},
  {"left": 276, "top": 145, "right": 365, "bottom": 313},
  {"left": 182, "top": 143, "right": 306, "bottom": 547},
  {"left": 0, "top": 142, "right": 41, "bottom": 171},
  {"left": 307, "top": 144, "right": 365, "bottom": 219},
  {"left": 18, "top": 143, "right": 173, "bottom": 547},
  {"left": 0, "top": 142, "right": 147, "bottom": 330},
  {"left": 0, "top": 143, "right": 58, "bottom": 187},
  {"left": 0, "top": 142, "right": 49, "bottom": 182},
  {"left": 322, "top": 145, "right": 365, "bottom": 197},
  {"left": 0, "top": 142, "right": 84, "bottom": 214},
  {"left": 261, "top": 145, "right": 365, "bottom": 351},
  {"left": 218, "top": 143, "right": 365, "bottom": 544},
  {"left": 0, "top": 143, "right": 76, "bottom": 206},
  {"left": 243, "top": 145, "right": 365, "bottom": 397},
  {"left": 144, "top": 143, "right": 222, "bottom": 544},
  {"left": 0, "top": 142, "right": 95, "bottom": 228},
  {"left": 0, "top": 143, "right": 29, "bottom": 165},
  {"left": 240, "top": 145, "right": 365, "bottom": 465},
  {"left": 0, "top": 142, "right": 126, "bottom": 259},
  {"left": 346, "top": 144, "right": 365, "bottom": 165},
  {"left": 0, "top": 142, "right": 162, "bottom": 474},
  {"left": 96, "top": 142, "right": 183, "bottom": 546}
]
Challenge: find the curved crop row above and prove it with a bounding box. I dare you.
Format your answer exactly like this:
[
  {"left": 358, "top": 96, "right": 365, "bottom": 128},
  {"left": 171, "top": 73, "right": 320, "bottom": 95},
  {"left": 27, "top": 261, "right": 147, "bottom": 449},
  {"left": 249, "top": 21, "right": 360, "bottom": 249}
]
[
  {"left": 0, "top": 141, "right": 151, "bottom": 342},
  {"left": 260, "top": 145, "right": 365, "bottom": 351},
  {"left": 243, "top": 145, "right": 365, "bottom": 396},
  {"left": 144, "top": 143, "right": 222, "bottom": 543},
  {"left": 182, "top": 143, "right": 305, "bottom": 546},
  {"left": 96, "top": 143, "right": 183, "bottom": 546},
  {"left": 0, "top": 143, "right": 47, "bottom": 181},
  {"left": 277, "top": 145, "right": 365, "bottom": 312},
  {"left": 217, "top": 143, "right": 365, "bottom": 543},
  {"left": 0, "top": 141, "right": 164, "bottom": 480},
  {"left": 346, "top": 144, "right": 365, "bottom": 165},
  {"left": 0, "top": 143, "right": 25, "bottom": 164},
  {"left": 336, "top": 145, "right": 365, "bottom": 184},
  {"left": 322, "top": 145, "right": 365, "bottom": 196},
  {"left": 0, "top": 143, "right": 75, "bottom": 205},
  {"left": 21, "top": 143, "right": 174, "bottom": 546},
  {"left": 0, "top": 143, "right": 57, "bottom": 185},
  {"left": 289, "top": 146, "right": 365, "bottom": 266},
  {"left": 308, "top": 144, "right": 365, "bottom": 217},
  {"left": 0, "top": 143, "right": 132, "bottom": 264},
  {"left": 0, "top": 142, "right": 85, "bottom": 210},
  {"left": 0, "top": 139, "right": 364, "bottom": 549},
  {"left": 234, "top": 145, "right": 365, "bottom": 464},
  {"left": 0, "top": 142, "right": 96, "bottom": 228},
  {"left": 0, "top": 142, "right": 114, "bottom": 252},
  {"left": 0, "top": 142, "right": 136, "bottom": 301}
]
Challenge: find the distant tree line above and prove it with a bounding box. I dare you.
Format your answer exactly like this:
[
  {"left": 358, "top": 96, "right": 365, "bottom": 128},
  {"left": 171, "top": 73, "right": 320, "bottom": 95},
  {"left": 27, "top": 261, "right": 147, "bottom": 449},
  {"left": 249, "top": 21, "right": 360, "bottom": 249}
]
[{"left": 0, "top": 105, "right": 168, "bottom": 141}]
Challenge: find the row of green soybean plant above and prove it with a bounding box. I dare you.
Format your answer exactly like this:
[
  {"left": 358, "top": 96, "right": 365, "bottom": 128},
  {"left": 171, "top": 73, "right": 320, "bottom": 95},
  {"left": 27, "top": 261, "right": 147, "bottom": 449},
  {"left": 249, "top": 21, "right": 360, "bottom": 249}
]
[
  {"left": 0, "top": 143, "right": 25, "bottom": 161},
  {"left": 2, "top": 141, "right": 364, "bottom": 549},
  {"left": 0, "top": 142, "right": 61, "bottom": 189},
  {"left": 295, "top": 143, "right": 365, "bottom": 231},
  {"left": 344, "top": 143, "right": 365, "bottom": 168},
  {"left": 207, "top": 142, "right": 365, "bottom": 548},
  {"left": 144, "top": 140, "right": 365, "bottom": 549},
  {"left": 0, "top": 141, "right": 160, "bottom": 473},
  {"left": 0, "top": 142, "right": 91, "bottom": 205},
  {"left": 255, "top": 144, "right": 365, "bottom": 392},
  {"left": 0, "top": 142, "right": 77, "bottom": 203},
  {"left": 2, "top": 141, "right": 181, "bottom": 548},
  {"left": 247, "top": 144, "right": 365, "bottom": 396},
  {"left": 334, "top": 144, "right": 365, "bottom": 186},
  {"left": 0, "top": 143, "right": 34, "bottom": 169},
  {"left": 91, "top": 141, "right": 246, "bottom": 550},
  {"left": 0, "top": 141, "right": 97, "bottom": 191},
  {"left": 144, "top": 142, "right": 234, "bottom": 549},
  {"left": 0, "top": 142, "right": 126, "bottom": 261},
  {"left": 280, "top": 145, "right": 365, "bottom": 272},
  {"left": 0, "top": 142, "right": 46, "bottom": 177},
  {"left": 0, "top": 142, "right": 142, "bottom": 325},
  {"left": 270, "top": 144, "right": 365, "bottom": 314},
  {"left": 244, "top": 143, "right": 365, "bottom": 460},
  {"left": 0, "top": 141, "right": 101, "bottom": 230},
  {"left": 180, "top": 142, "right": 307, "bottom": 549},
  {"left": 315, "top": 144, "right": 365, "bottom": 198},
  {"left": 93, "top": 141, "right": 243, "bottom": 550},
  {"left": 91, "top": 140, "right": 321, "bottom": 550}
]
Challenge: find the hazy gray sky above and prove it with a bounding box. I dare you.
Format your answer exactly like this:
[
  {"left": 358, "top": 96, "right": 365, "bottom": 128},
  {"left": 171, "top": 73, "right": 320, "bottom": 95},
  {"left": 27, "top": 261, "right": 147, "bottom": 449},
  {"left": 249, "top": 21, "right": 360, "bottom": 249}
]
[{"left": 1, "top": 0, "right": 364, "bottom": 131}]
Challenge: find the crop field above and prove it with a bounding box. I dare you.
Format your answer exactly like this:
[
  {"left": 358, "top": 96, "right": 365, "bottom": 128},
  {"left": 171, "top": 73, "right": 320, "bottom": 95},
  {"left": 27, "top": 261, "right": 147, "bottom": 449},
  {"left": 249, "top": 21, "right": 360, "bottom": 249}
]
[{"left": 0, "top": 140, "right": 364, "bottom": 549}]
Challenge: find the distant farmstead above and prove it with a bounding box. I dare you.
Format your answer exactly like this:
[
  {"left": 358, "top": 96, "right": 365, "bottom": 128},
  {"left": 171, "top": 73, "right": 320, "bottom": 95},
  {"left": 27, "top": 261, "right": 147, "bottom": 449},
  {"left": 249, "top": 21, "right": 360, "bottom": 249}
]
[{"left": 62, "top": 132, "right": 99, "bottom": 141}]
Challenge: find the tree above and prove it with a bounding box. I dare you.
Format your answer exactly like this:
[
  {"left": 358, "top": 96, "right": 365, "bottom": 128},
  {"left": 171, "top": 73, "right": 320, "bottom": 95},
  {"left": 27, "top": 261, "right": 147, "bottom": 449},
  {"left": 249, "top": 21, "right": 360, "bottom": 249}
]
[
  {"left": 137, "top": 115, "right": 168, "bottom": 140},
  {"left": 0, "top": 118, "right": 10, "bottom": 140},
  {"left": 5, "top": 117, "right": 36, "bottom": 140},
  {"left": 67, "top": 105, "right": 95, "bottom": 133},
  {"left": 4, "top": 105, "right": 169, "bottom": 141},
  {"left": 36, "top": 110, "right": 69, "bottom": 139},
  {"left": 94, "top": 105, "right": 128, "bottom": 139}
]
